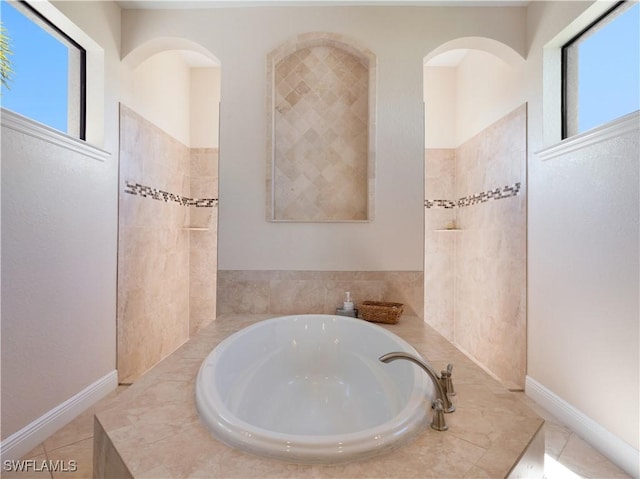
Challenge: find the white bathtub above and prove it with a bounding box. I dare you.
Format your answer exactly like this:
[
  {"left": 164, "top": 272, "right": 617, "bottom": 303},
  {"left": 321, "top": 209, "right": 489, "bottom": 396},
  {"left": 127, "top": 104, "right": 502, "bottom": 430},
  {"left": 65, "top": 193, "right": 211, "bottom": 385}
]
[{"left": 195, "top": 314, "right": 433, "bottom": 464}]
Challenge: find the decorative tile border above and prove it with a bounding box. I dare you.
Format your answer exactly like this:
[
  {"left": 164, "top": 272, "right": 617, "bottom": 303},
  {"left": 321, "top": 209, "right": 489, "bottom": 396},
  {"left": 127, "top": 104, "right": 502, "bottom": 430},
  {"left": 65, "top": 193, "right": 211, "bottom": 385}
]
[
  {"left": 425, "top": 182, "right": 521, "bottom": 209},
  {"left": 424, "top": 199, "right": 456, "bottom": 209},
  {"left": 124, "top": 181, "right": 218, "bottom": 207}
]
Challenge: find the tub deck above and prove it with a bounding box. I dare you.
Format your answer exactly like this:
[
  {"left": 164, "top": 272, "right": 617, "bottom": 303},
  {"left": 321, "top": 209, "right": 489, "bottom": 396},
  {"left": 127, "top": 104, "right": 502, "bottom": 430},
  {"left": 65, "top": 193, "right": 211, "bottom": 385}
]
[{"left": 94, "top": 314, "right": 544, "bottom": 478}]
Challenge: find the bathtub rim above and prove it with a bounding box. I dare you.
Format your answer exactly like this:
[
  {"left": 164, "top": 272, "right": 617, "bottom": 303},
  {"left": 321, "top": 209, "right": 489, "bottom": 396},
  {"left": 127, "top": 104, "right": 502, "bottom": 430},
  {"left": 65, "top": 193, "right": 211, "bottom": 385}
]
[{"left": 194, "top": 313, "right": 432, "bottom": 464}]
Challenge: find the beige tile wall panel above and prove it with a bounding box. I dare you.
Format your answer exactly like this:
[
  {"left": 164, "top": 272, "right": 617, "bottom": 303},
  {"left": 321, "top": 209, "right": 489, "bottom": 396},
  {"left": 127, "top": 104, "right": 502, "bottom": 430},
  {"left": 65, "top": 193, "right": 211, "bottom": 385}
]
[
  {"left": 455, "top": 104, "right": 527, "bottom": 390},
  {"left": 217, "top": 270, "right": 423, "bottom": 318},
  {"left": 189, "top": 148, "right": 219, "bottom": 336},
  {"left": 423, "top": 105, "right": 527, "bottom": 390},
  {"left": 117, "top": 105, "right": 191, "bottom": 384},
  {"left": 424, "top": 149, "right": 457, "bottom": 341}
]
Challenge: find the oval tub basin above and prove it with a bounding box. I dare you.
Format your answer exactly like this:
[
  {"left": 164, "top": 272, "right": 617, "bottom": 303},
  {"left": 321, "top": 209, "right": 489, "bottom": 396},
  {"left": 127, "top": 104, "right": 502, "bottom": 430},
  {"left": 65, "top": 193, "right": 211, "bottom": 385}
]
[{"left": 195, "top": 314, "right": 433, "bottom": 464}]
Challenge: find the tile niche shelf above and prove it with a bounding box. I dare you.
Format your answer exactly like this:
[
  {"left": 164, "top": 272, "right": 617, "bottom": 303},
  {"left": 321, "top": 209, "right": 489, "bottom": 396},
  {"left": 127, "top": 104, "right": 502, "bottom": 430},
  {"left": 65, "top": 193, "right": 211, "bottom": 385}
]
[{"left": 185, "top": 206, "right": 216, "bottom": 231}]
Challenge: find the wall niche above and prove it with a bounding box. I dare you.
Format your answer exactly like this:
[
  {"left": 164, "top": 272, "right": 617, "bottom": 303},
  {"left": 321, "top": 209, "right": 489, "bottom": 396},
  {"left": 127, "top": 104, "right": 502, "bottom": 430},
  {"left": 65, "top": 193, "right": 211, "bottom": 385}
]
[{"left": 267, "top": 33, "right": 376, "bottom": 222}]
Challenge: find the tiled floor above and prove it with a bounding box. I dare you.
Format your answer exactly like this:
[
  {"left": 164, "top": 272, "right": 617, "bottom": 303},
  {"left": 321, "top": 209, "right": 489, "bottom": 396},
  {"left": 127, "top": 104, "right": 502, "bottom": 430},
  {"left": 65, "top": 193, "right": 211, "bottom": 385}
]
[
  {"left": 514, "top": 393, "right": 631, "bottom": 479},
  {"left": 4, "top": 388, "right": 631, "bottom": 479}
]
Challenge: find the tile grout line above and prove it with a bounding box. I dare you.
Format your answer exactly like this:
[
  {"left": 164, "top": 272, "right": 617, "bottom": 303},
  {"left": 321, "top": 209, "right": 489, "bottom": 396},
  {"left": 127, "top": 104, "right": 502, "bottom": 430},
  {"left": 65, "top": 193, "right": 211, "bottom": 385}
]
[
  {"left": 40, "top": 442, "right": 54, "bottom": 479},
  {"left": 44, "top": 433, "right": 94, "bottom": 455},
  {"left": 554, "top": 432, "right": 573, "bottom": 461}
]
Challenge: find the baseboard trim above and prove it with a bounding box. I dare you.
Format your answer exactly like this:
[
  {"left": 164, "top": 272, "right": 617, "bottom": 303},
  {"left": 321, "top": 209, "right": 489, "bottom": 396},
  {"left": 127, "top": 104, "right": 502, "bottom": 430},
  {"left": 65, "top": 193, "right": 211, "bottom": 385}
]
[
  {"left": 525, "top": 376, "right": 639, "bottom": 478},
  {"left": 0, "top": 370, "right": 118, "bottom": 462}
]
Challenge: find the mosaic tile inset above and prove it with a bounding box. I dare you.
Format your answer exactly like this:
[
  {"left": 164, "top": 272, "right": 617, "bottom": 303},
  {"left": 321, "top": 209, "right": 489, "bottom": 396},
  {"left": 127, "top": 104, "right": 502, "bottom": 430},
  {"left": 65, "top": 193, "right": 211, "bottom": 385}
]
[
  {"left": 424, "top": 199, "right": 456, "bottom": 209},
  {"left": 425, "top": 182, "right": 520, "bottom": 209},
  {"left": 124, "top": 181, "right": 218, "bottom": 207}
]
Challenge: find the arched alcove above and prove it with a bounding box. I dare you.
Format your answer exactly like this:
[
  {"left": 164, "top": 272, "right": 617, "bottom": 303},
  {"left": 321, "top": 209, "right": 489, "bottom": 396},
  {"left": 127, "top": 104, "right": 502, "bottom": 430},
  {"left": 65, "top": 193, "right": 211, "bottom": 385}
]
[
  {"left": 424, "top": 36, "right": 525, "bottom": 68},
  {"left": 424, "top": 37, "right": 525, "bottom": 147},
  {"left": 122, "top": 36, "right": 221, "bottom": 70},
  {"left": 118, "top": 38, "right": 221, "bottom": 383},
  {"left": 266, "top": 32, "right": 376, "bottom": 222},
  {"left": 423, "top": 37, "right": 527, "bottom": 390},
  {"left": 122, "top": 38, "right": 220, "bottom": 147}
]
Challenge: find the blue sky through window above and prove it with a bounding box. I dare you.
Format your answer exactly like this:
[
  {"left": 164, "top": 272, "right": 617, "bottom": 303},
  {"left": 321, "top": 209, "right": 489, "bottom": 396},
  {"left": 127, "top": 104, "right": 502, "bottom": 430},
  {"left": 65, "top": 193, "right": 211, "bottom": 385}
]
[
  {"left": 1, "top": 1, "right": 69, "bottom": 133},
  {"left": 577, "top": 2, "right": 640, "bottom": 133}
]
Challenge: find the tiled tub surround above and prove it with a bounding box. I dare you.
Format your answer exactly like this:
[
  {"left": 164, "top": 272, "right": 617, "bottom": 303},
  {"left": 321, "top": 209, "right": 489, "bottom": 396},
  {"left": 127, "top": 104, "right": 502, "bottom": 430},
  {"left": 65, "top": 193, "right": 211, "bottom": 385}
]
[
  {"left": 93, "top": 314, "right": 545, "bottom": 478},
  {"left": 118, "top": 105, "right": 219, "bottom": 383},
  {"left": 267, "top": 33, "right": 376, "bottom": 222},
  {"left": 217, "top": 270, "right": 423, "bottom": 318},
  {"left": 424, "top": 104, "right": 527, "bottom": 391}
]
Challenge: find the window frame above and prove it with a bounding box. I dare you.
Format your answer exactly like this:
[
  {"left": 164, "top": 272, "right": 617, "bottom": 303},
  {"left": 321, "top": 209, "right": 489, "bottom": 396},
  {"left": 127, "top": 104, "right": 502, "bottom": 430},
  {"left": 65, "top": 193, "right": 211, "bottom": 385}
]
[
  {"left": 4, "top": 0, "right": 87, "bottom": 140},
  {"left": 560, "top": 0, "right": 633, "bottom": 139}
]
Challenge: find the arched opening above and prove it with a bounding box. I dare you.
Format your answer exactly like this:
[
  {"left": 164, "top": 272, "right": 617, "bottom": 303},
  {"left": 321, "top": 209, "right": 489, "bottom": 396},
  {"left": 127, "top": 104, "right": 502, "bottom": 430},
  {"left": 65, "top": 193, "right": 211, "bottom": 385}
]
[
  {"left": 117, "top": 39, "right": 221, "bottom": 384},
  {"left": 422, "top": 37, "right": 527, "bottom": 390}
]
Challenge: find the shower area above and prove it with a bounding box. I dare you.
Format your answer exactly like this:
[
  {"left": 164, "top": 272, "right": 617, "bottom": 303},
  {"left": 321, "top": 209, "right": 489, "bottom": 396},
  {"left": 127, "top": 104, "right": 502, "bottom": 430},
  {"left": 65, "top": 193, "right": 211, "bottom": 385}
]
[
  {"left": 116, "top": 43, "right": 221, "bottom": 384},
  {"left": 423, "top": 41, "right": 527, "bottom": 390}
]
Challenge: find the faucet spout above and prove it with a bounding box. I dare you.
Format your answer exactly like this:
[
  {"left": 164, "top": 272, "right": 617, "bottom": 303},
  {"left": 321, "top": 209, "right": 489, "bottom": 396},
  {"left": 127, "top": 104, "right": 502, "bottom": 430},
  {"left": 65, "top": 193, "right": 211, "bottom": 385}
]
[{"left": 379, "top": 352, "right": 455, "bottom": 414}]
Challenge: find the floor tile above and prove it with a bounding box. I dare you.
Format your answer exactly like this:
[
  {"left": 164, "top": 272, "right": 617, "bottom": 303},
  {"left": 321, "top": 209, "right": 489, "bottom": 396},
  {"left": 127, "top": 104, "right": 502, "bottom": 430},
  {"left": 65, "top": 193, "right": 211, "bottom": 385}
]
[
  {"left": 44, "top": 386, "right": 130, "bottom": 453},
  {"left": 2, "top": 452, "right": 53, "bottom": 479},
  {"left": 20, "top": 445, "right": 47, "bottom": 460},
  {"left": 543, "top": 422, "right": 572, "bottom": 459},
  {"left": 555, "top": 434, "right": 631, "bottom": 479},
  {"left": 43, "top": 411, "right": 95, "bottom": 454},
  {"left": 46, "top": 438, "right": 93, "bottom": 479}
]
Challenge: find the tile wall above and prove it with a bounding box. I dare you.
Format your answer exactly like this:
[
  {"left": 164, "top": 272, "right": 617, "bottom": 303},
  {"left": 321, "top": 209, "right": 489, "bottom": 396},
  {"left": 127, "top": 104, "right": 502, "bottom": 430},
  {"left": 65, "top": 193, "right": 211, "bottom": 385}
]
[
  {"left": 424, "top": 149, "right": 456, "bottom": 340},
  {"left": 424, "top": 104, "right": 527, "bottom": 390},
  {"left": 189, "top": 148, "right": 219, "bottom": 336},
  {"left": 217, "top": 270, "right": 423, "bottom": 318},
  {"left": 117, "top": 105, "right": 218, "bottom": 384},
  {"left": 118, "top": 104, "right": 191, "bottom": 384}
]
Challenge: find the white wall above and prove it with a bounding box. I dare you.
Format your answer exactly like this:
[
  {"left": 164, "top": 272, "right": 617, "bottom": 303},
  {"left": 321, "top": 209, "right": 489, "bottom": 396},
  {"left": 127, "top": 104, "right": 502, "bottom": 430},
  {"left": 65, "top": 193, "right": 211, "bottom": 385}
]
[
  {"left": 121, "top": 6, "right": 527, "bottom": 272},
  {"left": 191, "top": 67, "right": 220, "bottom": 148},
  {"left": 120, "top": 56, "right": 220, "bottom": 149},
  {"left": 424, "top": 48, "right": 525, "bottom": 149},
  {"left": 455, "top": 49, "right": 525, "bottom": 145},
  {"left": 129, "top": 51, "right": 192, "bottom": 146},
  {"left": 1, "top": 0, "right": 120, "bottom": 443},
  {"left": 423, "top": 66, "right": 457, "bottom": 149},
  {"left": 525, "top": 0, "right": 639, "bottom": 464}
]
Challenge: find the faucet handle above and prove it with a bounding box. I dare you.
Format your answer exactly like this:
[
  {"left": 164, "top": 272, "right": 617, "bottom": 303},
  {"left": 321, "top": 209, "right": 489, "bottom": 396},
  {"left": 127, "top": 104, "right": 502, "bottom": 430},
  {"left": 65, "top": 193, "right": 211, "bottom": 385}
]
[
  {"left": 441, "top": 364, "right": 456, "bottom": 397},
  {"left": 431, "top": 399, "right": 448, "bottom": 431}
]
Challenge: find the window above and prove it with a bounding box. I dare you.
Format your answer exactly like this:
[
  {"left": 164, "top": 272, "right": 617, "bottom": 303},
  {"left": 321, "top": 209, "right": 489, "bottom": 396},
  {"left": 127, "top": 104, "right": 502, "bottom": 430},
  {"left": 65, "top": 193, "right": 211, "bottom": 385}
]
[
  {"left": 562, "top": 1, "right": 639, "bottom": 138},
  {"left": 1, "top": 1, "right": 86, "bottom": 139}
]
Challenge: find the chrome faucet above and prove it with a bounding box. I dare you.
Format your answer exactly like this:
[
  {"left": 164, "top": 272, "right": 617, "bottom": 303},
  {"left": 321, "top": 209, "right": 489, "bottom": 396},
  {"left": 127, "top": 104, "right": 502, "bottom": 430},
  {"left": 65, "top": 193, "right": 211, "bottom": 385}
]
[{"left": 379, "top": 352, "right": 455, "bottom": 431}]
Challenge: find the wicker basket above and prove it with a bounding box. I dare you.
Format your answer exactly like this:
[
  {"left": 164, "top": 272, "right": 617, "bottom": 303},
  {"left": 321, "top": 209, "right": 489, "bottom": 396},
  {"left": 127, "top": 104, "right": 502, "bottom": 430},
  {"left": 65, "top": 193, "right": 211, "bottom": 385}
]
[{"left": 358, "top": 301, "right": 404, "bottom": 324}]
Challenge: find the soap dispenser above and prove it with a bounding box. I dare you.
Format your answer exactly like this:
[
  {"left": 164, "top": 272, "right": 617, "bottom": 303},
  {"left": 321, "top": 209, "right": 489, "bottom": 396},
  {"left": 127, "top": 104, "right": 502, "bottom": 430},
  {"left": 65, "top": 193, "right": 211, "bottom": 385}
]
[{"left": 336, "top": 291, "right": 358, "bottom": 318}]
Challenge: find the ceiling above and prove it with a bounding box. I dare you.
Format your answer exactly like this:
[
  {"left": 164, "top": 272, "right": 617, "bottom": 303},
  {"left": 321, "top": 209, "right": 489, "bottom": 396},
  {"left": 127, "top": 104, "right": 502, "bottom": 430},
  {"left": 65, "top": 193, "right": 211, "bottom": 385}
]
[{"left": 118, "top": 0, "right": 531, "bottom": 9}]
